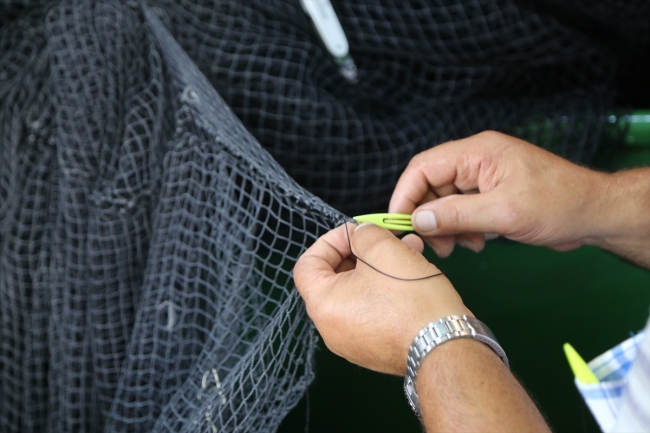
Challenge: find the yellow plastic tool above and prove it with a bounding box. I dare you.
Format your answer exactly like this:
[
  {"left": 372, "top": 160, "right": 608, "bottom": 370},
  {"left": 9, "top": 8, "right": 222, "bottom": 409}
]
[
  {"left": 563, "top": 343, "right": 599, "bottom": 384},
  {"left": 353, "top": 213, "right": 414, "bottom": 231}
]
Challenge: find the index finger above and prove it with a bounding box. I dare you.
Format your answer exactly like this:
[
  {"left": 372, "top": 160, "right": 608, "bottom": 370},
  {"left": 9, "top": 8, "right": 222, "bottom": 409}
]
[
  {"left": 389, "top": 144, "right": 464, "bottom": 214},
  {"left": 389, "top": 133, "right": 500, "bottom": 213},
  {"left": 293, "top": 223, "right": 355, "bottom": 302}
]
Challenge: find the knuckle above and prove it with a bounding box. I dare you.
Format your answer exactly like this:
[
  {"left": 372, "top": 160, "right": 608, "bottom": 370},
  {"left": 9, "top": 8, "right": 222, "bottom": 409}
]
[
  {"left": 304, "top": 296, "right": 327, "bottom": 326},
  {"left": 292, "top": 257, "right": 305, "bottom": 279},
  {"left": 355, "top": 232, "right": 393, "bottom": 262},
  {"left": 444, "top": 200, "right": 465, "bottom": 229},
  {"left": 475, "top": 130, "right": 504, "bottom": 144},
  {"left": 408, "top": 150, "right": 428, "bottom": 170},
  {"left": 351, "top": 224, "right": 383, "bottom": 250},
  {"left": 411, "top": 143, "right": 442, "bottom": 167},
  {"left": 292, "top": 255, "right": 314, "bottom": 293},
  {"left": 474, "top": 130, "right": 513, "bottom": 154},
  {"left": 497, "top": 196, "right": 522, "bottom": 229},
  {"left": 372, "top": 235, "right": 398, "bottom": 255}
]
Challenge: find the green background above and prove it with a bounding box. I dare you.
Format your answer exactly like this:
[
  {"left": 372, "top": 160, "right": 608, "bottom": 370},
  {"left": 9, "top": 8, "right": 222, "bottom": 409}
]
[{"left": 279, "top": 145, "right": 650, "bottom": 433}]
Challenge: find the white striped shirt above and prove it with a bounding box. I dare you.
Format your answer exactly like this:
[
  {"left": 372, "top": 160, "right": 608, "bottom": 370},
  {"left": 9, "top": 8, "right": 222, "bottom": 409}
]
[{"left": 613, "top": 315, "right": 650, "bottom": 432}]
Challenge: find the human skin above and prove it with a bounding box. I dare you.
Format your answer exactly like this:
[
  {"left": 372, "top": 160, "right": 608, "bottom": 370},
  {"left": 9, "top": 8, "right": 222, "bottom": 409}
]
[
  {"left": 294, "top": 131, "right": 650, "bottom": 432},
  {"left": 389, "top": 130, "right": 650, "bottom": 268},
  {"left": 294, "top": 222, "right": 550, "bottom": 432},
  {"left": 294, "top": 222, "right": 470, "bottom": 376}
]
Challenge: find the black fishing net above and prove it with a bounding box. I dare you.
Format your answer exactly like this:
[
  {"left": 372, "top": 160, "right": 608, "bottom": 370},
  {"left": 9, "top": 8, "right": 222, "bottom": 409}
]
[{"left": 0, "top": 0, "right": 647, "bottom": 432}]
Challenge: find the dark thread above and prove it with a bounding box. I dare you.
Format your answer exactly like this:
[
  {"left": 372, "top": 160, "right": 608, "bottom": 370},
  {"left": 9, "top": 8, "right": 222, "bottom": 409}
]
[{"left": 344, "top": 221, "right": 445, "bottom": 281}]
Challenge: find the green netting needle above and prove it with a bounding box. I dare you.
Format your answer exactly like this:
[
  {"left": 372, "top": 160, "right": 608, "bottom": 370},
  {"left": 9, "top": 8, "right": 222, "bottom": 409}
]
[
  {"left": 353, "top": 213, "right": 414, "bottom": 231},
  {"left": 563, "top": 343, "right": 599, "bottom": 384}
]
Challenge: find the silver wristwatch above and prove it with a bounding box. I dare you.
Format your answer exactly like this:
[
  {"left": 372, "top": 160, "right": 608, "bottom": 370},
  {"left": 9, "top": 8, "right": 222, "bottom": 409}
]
[{"left": 404, "top": 315, "right": 509, "bottom": 420}]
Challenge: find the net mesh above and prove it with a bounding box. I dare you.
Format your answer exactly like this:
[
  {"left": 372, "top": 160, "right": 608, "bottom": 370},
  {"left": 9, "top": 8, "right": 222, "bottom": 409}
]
[{"left": 0, "top": 0, "right": 646, "bottom": 432}]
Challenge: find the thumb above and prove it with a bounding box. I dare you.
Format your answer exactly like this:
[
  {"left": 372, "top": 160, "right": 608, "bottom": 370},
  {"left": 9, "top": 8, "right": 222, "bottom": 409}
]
[
  {"left": 351, "top": 223, "right": 438, "bottom": 279},
  {"left": 412, "top": 192, "right": 508, "bottom": 236}
]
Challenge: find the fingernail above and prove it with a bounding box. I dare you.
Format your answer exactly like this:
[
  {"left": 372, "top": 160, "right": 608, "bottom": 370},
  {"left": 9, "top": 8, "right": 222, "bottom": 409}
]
[
  {"left": 413, "top": 210, "right": 437, "bottom": 233},
  {"left": 484, "top": 233, "right": 499, "bottom": 241},
  {"left": 354, "top": 222, "right": 374, "bottom": 232},
  {"left": 457, "top": 240, "right": 482, "bottom": 253}
]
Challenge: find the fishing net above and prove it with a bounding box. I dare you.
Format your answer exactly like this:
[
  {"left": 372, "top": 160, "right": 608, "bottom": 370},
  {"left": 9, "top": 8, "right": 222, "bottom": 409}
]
[{"left": 0, "top": 0, "right": 647, "bottom": 432}]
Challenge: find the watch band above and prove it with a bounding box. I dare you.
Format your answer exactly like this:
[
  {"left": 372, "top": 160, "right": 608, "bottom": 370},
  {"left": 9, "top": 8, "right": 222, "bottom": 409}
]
[{"left": 404, "top": 315, "right": 509, "bottom": 420}]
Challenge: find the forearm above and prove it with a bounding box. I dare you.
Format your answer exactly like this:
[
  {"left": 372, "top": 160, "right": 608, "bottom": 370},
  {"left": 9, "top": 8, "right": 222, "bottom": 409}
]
[
  {"left": 589, "top": 167, "right": 650, "bottom": 269},
  {"left": 417, "top": 339, "right": 550, "bottom": 433}
]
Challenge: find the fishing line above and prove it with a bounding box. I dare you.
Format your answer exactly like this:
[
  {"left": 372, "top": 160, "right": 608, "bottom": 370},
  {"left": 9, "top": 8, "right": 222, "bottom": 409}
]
[{"left": 343, "top": 221, "right": 445, "bottom": 281}]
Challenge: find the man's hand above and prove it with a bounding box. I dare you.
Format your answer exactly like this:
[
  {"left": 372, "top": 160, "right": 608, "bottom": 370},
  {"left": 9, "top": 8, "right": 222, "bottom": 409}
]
[
  {"left": 389, "top": 131, "right": 650, "bottom": 268},
  {"left": 293, "top": 222, "right": 471, "bottom": 376},
  {"left": 294, "top": 222, "right": 551, "bottom": 432}
]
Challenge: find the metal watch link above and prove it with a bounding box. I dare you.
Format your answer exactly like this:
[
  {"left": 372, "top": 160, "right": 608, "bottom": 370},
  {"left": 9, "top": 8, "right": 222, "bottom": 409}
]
[{"left": 404, "top": 315, "right": 509, "bottom": 420}]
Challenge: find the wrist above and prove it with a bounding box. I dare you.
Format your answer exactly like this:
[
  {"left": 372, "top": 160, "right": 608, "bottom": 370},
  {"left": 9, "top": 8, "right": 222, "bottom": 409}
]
[
  {"left": 403, "top": 315, "right": 508, "bottom": 420},
  {"left": 415, "top": 338, "right": 544, "bottom": 432},
  {"left": 587, "top": 168, "right": 650, "bottom": 266},
  {"left": 395, "top": 279, "right": 472, "bottom": 375},
  {"left": 417, "top": 337, "right": 504, "bottom": 395}
]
